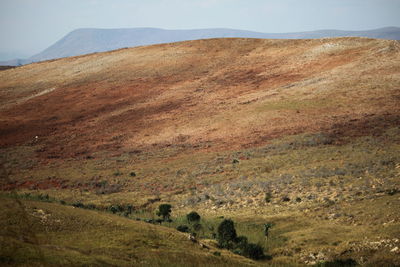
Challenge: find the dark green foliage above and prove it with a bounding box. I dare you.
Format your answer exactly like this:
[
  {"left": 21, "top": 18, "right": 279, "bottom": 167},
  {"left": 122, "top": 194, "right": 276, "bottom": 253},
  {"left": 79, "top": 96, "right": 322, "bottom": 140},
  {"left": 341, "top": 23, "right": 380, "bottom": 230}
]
[
  {"left": 386, "top": 188, "right": 399, "bottom": 196},
  {"left": 232, "top": 159, "right": 239, "bottom": 164},
  {"left": 113, "top": 170, "right": 122, "bottom": 176},
  {"left": 156, "top": 204, "right": 172, "bottom": 221},
  {"left": 127, "top": 205, "right": 133, "bottom": 213},
  {"left": 193, "top": 223, "right": 202, "bottom": 232},
  {"left": 177, "top": 225, "right": 190, "bottom": 233},
  {"left": 232, "top": 236, "right": 265, "bottom": 260},
  {"left": 186, "top": 211, "right": 201, "bottom": 223},
  {"left": 108, "top": 205, "right": 118, "bottom": 214},
  {"left": 265, "top": 192, "right": 272, "bottom": 203},
  {"left": 264, "top": 223, "right": 273, "bottom": 237},
  {"left": 234, "top": 236, "right": 248, "bottom": 250},
  {"left": 213, "top": 251, "right": 221, "bottom": 257},
  {"left": 242, "top": 243, "right": 264, "bottom": 260},
  {"left": 217, "top": 219, "right": 237, "bottom": 249},
  {"left": 130, "top": 172, "right": 136, "bottom": 177},
  {"left": 216, "top": 219, "right": 267, "bottom": 261},
  {"left": 85, "top": 204, "right": 96, "bottom": 210},
  {"left": 72, "top": 202, "right": 84, "bottom": 208}
]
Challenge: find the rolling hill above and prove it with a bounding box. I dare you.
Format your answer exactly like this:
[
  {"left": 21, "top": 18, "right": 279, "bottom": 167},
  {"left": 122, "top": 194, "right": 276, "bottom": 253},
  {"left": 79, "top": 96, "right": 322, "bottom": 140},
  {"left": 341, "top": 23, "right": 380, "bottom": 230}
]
[
  {"left": 1, "top": 37, "right": 399, "bottom": 265},
  {"left": 1, "top": 26, "right": 400, "bottom": 65}
]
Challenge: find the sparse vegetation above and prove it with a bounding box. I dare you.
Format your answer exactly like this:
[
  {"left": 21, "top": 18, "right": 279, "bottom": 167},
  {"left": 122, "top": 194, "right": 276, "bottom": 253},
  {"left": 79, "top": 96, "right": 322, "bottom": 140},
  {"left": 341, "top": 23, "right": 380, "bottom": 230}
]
[{"left": 1, "top": 37, "right": 399, "bottom": 266}]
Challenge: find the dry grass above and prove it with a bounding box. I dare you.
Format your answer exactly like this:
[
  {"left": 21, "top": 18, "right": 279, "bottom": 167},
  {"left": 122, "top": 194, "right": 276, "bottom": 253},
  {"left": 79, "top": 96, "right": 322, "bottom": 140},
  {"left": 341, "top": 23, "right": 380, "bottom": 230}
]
[{"left": 1, "top": 37, "right": 400, "bottom": 265}]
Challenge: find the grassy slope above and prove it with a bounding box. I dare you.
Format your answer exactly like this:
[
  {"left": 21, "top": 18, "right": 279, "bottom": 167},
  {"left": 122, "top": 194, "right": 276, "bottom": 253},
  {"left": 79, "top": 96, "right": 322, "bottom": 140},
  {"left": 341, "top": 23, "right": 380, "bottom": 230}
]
[
  {"left": 0, "top": 37, "right": 400, "bottom": 265},
  {"left": 0, "top": 195, "right": 260, "bottom": 266}
]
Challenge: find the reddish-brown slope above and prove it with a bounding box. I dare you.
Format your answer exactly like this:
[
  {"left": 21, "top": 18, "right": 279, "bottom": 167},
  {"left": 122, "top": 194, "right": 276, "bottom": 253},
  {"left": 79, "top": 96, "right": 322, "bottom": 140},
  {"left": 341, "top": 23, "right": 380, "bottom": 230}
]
[{"left": 0, "top": 38, "right": 399, "bottom": 159}]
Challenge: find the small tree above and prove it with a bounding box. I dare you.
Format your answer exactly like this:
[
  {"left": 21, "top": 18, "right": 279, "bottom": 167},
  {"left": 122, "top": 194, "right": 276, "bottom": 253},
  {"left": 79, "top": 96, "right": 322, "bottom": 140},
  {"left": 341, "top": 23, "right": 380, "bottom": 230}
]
[
  {"left": 156, "top": 204, "right": 172, "bottom": 221},
  {"left": 264, "top": 223, "right": 273, "bottom": 239},
  {"left": 217, "top": 219, "right": 237, "bottom": 249},
  {"left": 186, "top": 211, "right": 201, "bottom": 223}
]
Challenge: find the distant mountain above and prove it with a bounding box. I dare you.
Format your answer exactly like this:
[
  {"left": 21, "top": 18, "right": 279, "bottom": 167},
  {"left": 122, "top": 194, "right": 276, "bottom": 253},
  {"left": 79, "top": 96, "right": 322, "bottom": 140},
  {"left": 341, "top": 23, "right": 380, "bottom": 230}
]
[{"left": 2, "top": 27, "right": 400, "bottom": 66}]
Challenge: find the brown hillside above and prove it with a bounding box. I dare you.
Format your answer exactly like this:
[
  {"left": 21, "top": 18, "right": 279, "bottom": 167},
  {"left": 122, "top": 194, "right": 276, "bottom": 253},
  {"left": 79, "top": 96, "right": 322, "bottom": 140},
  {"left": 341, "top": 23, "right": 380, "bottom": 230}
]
[{"left": 0, "top": 38, "right": 399, "bottom": 159}]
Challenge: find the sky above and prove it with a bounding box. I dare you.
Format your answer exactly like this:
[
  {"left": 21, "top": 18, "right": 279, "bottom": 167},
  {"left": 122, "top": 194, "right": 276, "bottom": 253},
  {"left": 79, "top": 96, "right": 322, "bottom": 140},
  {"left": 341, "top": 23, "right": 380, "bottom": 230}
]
[{"left": 0, "top": 0, "right": 399, "bottom": 60}]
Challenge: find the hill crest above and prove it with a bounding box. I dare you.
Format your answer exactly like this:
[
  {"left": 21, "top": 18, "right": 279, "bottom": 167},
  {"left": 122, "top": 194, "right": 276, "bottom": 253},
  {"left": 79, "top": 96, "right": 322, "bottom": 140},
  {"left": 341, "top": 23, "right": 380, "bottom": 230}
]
[{"left": 1, "top": 26, "right": 400, "bottom": 65}]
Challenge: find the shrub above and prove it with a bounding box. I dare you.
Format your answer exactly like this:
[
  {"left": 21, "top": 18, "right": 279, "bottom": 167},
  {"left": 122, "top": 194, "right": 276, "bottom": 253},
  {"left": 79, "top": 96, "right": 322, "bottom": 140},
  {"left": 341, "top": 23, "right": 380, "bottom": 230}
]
[
  {"left": 193, "top": 223, "right": 202, "bottom": 232},
  {"left": 108, "top": 205, "right": 118, "bottom": 214},
  {"left": 113, "top": 170, "right": 122, "bottom": 176},
  {"left": 130, "top": 172, "right": 136, "bottom": 177},
  {"left": 186, "top": 211, "right": 201, "bottom": 223},
  {"left": 85, "top": 204, "right": 96, "bottom": 210},
  {"left": 177, "top": 225, "right": 190, "bottom": 233},
  {"left": 316, "top": 258, "right": 357, "bottom": 267},
  {"left": 72, "top": 202, "right": 84, "bottom": 208},
  {"left": 265, "top": 192, "right": 272, "bottom": 203},
  {"left": 156, "top": 204, "right": 172, "bottom": 221},
  {"left": 234, "top": 236, "right": 248, "bottom": 251},
  {"left": 243, "top": 243, "right": 264, "bottom": 260},
  {"left": 217, "top": 219, "right": 237, "bottom": 249},
  {"left": 126, "top": 205, "right": 134, "bottom": 214}
]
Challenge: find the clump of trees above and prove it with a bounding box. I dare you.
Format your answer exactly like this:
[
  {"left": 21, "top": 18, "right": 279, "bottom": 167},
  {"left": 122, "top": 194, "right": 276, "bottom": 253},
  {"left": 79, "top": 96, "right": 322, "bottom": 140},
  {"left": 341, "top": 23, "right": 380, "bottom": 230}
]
[
  {"left": 217, "top": 219, "right": 265, "bottom": 260},
  {"left": 177, "top": 211, "right": 202, "bottom": 235}
]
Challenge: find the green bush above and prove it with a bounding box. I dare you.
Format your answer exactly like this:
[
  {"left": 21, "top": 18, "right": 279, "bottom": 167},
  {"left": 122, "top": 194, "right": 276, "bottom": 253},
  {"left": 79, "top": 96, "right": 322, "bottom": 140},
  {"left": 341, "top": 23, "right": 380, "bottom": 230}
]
[
  {"left": 176, "top": 225, "right": 190, "bottom": 233},
  {"left": 193, "top": 223, "right": 202, "bottom": 232},
  {"left": 217, "top": 219, "right": 237, "bottom": 249},
  {"left": 265, "top": 192, "right": 272, "bottom": 203},
  {"left": 113, "top": 170, "right": 122, "bottom": 176},
  {"left": 235, "top": 236, "right": 248, "bottom": 250},
  {"left": 243, "top": 243, "right": 264, "bottom": 260},
  {"left": 72, "top": 202, "right": 84, "bottom": 208},
  {"left": 186, "top": 211, "right": 201, "bottom": 223},
  {"left": 156, "top": 204, "right": 172, "bottom": 221}
]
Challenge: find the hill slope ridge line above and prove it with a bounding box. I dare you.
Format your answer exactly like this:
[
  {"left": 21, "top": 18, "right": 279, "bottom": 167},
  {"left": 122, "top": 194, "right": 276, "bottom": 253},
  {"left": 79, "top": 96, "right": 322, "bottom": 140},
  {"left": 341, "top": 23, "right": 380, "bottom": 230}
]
[{"left": 1, "top": 26, "right": 400, "bottom": 65}]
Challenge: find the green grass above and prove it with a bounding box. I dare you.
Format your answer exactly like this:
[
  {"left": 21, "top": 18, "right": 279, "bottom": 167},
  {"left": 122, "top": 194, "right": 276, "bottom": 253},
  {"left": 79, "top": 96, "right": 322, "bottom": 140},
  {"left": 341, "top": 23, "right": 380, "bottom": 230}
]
[{"left": 0, "top": 196, "right": 263, "bottom": 266}]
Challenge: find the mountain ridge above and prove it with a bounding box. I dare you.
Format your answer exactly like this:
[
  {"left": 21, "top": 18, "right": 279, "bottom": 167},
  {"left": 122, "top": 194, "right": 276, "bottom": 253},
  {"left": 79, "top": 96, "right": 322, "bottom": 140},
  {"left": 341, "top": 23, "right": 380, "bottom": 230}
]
[{"left": 1, "top": 26, "right": 400, "bottom": 66}]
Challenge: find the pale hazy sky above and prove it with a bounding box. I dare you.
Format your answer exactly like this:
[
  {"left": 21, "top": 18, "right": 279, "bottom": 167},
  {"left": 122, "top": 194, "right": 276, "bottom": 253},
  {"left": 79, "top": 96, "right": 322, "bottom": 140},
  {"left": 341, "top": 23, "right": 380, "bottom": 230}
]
[{"left": 1, "top": 0, "right": 399, "bottom": 59}]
